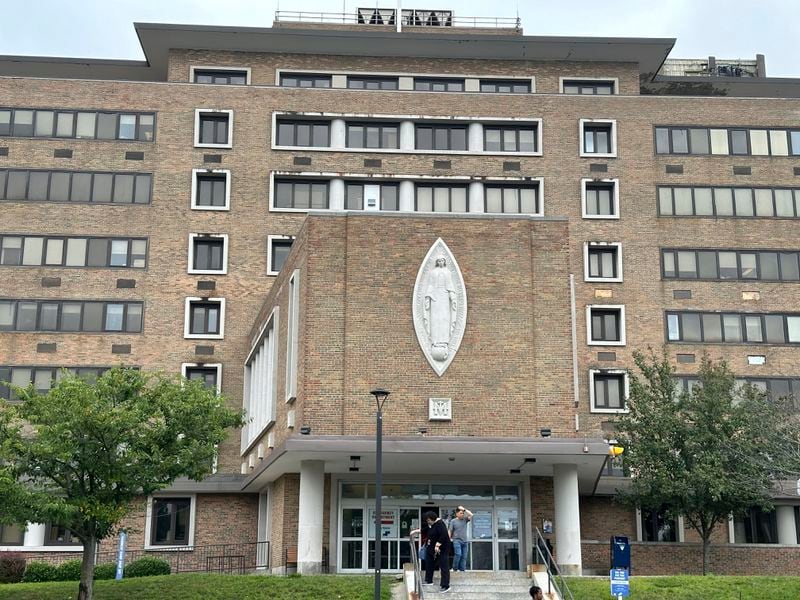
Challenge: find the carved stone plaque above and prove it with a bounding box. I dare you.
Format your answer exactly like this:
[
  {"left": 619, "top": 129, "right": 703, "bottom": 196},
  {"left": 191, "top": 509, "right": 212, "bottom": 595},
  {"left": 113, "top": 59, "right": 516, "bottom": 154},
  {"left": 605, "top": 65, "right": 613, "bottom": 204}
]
[
  {"left": 412, "top": 239, "right": 467, "bottom": 376},
  {"left": 429, "top": 398, "right": 452, "bottom": 421}
]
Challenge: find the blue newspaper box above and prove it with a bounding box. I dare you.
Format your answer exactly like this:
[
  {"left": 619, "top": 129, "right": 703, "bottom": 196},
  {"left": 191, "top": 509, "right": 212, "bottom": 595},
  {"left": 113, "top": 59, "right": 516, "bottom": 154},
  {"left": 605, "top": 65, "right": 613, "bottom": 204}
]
[{"left": 610, "top": 536, "right": 630, "bottom": 571}]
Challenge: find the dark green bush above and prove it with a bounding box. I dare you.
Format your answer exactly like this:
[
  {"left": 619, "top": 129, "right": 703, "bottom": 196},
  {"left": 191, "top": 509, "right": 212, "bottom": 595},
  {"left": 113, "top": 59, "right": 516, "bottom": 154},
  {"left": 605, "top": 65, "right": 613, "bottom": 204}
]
[
  {"left": 93, "top": 563, "right": 118, "bottom": 580},
  {"left": 54, "top": 559, "right": 82, "bottom": 581},
  {"left": 21, "top": 561, "right": 58, "bottom": 583},
  {"left": 124, "top": 557, "right": 171, "bottom": 578},
  {"left": 0, "top": 552, "right": 26, "bottom": 584}
]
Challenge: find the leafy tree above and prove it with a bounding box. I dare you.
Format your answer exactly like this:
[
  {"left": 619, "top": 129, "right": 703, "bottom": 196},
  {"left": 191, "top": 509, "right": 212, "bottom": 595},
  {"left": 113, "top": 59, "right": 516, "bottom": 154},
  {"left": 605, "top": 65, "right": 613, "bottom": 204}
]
[
  {"left": 0, "top": 367, "right": 244, "bottom": 600},
  {"left": 615, "top": 351, "right": 799, "bottom": 574}
]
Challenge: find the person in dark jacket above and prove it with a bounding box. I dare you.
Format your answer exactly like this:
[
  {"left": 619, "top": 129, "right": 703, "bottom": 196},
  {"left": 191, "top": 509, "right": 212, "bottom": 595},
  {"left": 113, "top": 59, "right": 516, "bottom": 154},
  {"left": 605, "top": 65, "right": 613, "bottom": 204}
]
[{"left": 422, "top": 510, "right": 450, "bottom": 592}]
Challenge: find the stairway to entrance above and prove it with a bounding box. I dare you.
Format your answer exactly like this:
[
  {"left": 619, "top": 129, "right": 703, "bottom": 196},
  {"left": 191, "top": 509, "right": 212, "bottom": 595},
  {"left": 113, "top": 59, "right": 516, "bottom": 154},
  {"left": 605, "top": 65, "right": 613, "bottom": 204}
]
[{"left": 407, "top": 570, "right": 560, "bottom": 600}]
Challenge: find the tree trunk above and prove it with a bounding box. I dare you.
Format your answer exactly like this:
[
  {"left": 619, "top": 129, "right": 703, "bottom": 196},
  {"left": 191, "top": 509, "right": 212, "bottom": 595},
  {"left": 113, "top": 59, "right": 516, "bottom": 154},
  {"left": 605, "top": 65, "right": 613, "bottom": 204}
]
[
  {"left": 701, "top": 533, "right": 710, "bottom": 576},
  {"left": 77, "top": 535, "right": 97, "bottom": 600}
]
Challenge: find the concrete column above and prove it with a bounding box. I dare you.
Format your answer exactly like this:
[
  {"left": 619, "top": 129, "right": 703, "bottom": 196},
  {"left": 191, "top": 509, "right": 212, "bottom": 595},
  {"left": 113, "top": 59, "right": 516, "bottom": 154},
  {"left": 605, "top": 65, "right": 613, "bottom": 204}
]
[
  {"left": 553, "top": 464, "right": 582, "bottom": 575},
  {"left": 331, "top": 74, "right": 347, "bottom": 89},
  {"left": 24, "top": 523, "right": 46, "bottom": 547},
  {"left": 468, "top": 181, "right": 484, "bottom": 213},
  {"left": 330, "top": 119, "right": 346, "bottom": 150},
  {"left": 776, "top": 505, "right": 798, "bottom": 545},
  {"left": 297, "top": 460, "right": 325, "bottom": 574},
  {"left": 464, "top": 78, "right": 480, "bottom": 93},
  {"left": 400, "top": 121, "right": 415, "bottom": 151},
  {"left": 398, "top": 76, "right": 414, "bottom": 91},
  {"left": 468, "top": 122, "right": 483, "bottom": 152},
  {"left": 399, "top": 180, "right": 415, "bottom": 212},
  {"left": 329, "top": 178, "right": 345, "bottom": 210}
]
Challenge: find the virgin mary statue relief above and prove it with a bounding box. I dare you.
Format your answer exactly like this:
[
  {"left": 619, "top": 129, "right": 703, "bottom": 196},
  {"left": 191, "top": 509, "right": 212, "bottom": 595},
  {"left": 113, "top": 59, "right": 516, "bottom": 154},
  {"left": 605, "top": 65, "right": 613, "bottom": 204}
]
[{"left": 413, "top": 239, "right": 467, "bottom": 376}]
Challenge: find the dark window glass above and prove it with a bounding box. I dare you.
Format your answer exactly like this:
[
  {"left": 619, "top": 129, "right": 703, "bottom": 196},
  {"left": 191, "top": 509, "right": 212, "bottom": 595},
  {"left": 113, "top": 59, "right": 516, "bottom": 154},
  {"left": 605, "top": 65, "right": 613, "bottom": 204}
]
[
  {"left": 273, "top": 180, "right": 329, "bottom": 210},
  {"left": 585, "top": 183, "right": 615, "bottom": 216},
  {"left": 151, "top": 498, "right": 191, "bottom": 545},
  {"left": 484, "top": 126, "right": 537, "bottom": 153},
  {"left": 71, "top": 173, "right": 92, "bottom": 201},
  {"left": 39, "top": 303, "right": 59, "bottom": 330},
  {"left": 190, "top": 301, "right": 221, "bottom": 335},
  {"left": 50, "top": 172, "right": 71, "bottom": 201},
  {"left": 0, "top": 523, "right": 24, "bottom": 545},
  {"left": 193, "top": 238, "right": 224, "bottom": 271},
  {"left": 480, "top": 79, "right": 531, "bottom": 93},
  {"left": 96, "top": 113, "right": 117, "bottom": 140},
  {"left": 590, "top": 309, "right": 621, "bottom": 342},
  {"left": 193, "top": 69, "right": 248, "bottom": 85},
  {"left": 641, "top": 507, "right": 677, "bottom": 542},
  {"left": 655, "top": 128, "right": 670, "bottom": 153},
  {"left": 587, "top": 247, "right": 618, "bottom": 279},
  {"left": 276, "top": 121, "right": 329, "bottom": 147},
  {"left": 280, "top": 74, "right": 331, "bottom": 88},
  {"left": 92, "top": 174, "right": 113, "bottom": 203},
  {"left": 730, "top": 130, "right": 749, "bottom": 155},
  {"left": 415, "top": 125, "right": 467, "bottom": 151},
  {"left": 46, "top": 525, "right": 78, "bottom": 546},
  {"left": 7, "top": 171, "right": 27, "bottom": 199},
  {"left": 62, "top": 303, "right": 82, "bottom": 331},
  {"left": 734, "top": 507, "right": 777, "bottom": 543},
  {"left": 347, "top": 76, "right": 398, "bottom": 90},
  {"left": 414, "top": 78, "right": 464, "bottom": 92},
  {"left": 113, "top": 174, "right": 135, "bottom": 203},
  {"left": 583, "top": 124, "right": 613, "bottom": 154},
  {"left": 195, "top": 174, "right": 227, "bottom": 207},
  {"left": 185, "top": 367, "right": 218, "bottom": 389},
  {"left": 199, "top": 114, "right": 229, "bottom": 145},
  {"left": 12, "top": 110, "right": 34, "bottom": 136},
  {"left": 485, "top": 186, "right": 539, "bottom": 214},
  {"left": 82, "top": 302, "right": 104, "bottom": 332},
  {"left": 593, "top": 373, "right": 625, "bottom": 409},
  {"left": 346, "top": 122, "right": 399, "bottom": 149},
  {"left": 86, "top": 238, "right": 108, "bottom": 267},
  {"left": 270, "top": 240, "right": 293, "bottom": 274}
]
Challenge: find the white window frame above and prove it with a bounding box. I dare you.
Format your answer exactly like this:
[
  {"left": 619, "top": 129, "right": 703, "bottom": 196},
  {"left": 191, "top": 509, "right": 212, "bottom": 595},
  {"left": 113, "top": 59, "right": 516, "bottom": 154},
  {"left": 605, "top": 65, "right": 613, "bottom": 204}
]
[
  {"left": 181, "top": 362, "right": 222, "bottom": 394},
  {"left": 586, "top": 304, "right": 626, "bottom": 347},
  {"left": 267, "top": 235, "right": 296, "bottom": 276},
  {"left": 285, "top": 269, "right": 300, "bottom": 403},
  {"left": 581, "top": 178, "right": 620, "bottom": 220},
  {"left": 559, "top": 77, "right": 619, "bottom": 95},
  {"left": 188, "top": 233, "right": 229, "bottom": 274},
  {"left": 144, "top": 494, "right": 197, "bottom": 550},
  {"left": 579, "top": 118, "right": 617, "bottom": 158},
  {"left": 268, "top": 173, "right": 330, "bottom": 213},
  {"left": 635, "top": 508, "right": 685, "bottom": 542},
  {"left": 184, "top": 297, "right": 226, "bottom": 340},
  {"left": 193, "top": 109, "right": 233, "bottom": 149},
  {"left": 191, "top": 168, "right": 231, "bottom": 211},
  {"left": 584, "top": 242, "right": 623, "bottom": 283},
  {"left": 242, "top": 307, "right": 279, "bottom": 453},
  {"left": 589, "top": 369, "right": 629, "bottom": 414},
  {"left": 189, "top": 65, "right": 252, "bottom": 85}
]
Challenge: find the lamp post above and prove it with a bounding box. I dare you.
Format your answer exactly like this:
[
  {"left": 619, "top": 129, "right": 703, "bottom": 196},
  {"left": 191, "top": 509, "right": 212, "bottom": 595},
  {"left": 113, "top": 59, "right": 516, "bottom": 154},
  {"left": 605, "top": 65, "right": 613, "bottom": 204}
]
[{"left": 370, "top": 388, "right": 390, "bottom": 600}]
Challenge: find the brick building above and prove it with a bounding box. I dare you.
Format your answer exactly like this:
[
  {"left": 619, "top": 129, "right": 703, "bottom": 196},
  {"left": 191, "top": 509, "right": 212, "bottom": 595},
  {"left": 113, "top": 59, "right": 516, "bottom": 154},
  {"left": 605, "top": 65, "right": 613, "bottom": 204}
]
[{"left": 1, "top": 9, "right": 799, "bottom": 576}]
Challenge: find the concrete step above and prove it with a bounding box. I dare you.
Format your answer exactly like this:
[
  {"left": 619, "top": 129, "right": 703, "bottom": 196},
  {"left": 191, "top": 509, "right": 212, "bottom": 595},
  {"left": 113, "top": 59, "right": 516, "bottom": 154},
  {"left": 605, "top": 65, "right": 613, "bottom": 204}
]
[{"left": 419, "top": 572, "right": 543, "bottom": 600}]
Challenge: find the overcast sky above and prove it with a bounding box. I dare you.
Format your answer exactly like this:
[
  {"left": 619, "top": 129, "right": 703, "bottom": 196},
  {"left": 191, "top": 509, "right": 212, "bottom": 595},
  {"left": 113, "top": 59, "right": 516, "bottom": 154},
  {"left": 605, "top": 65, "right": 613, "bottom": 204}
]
[{"left": 0, "top": 0, "right": 797, "bottom": 77}]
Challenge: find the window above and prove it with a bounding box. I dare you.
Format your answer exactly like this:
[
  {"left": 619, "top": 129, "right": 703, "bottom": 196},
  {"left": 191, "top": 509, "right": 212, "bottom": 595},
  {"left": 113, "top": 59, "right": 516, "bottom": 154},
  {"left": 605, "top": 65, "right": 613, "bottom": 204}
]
[
  {"left": 415, "top": 184, "right": 468, "bottom": 213},
  {"left": 189, "top": 234, "right": 227, "bottom": 274},
  {"left": 268, "top": 236, "right": 294, "bottom": 275},
  {"left": 0, "top": 107, "right": 154, "bottom": 141},
  {"left": 639, "top": 507, "right": 678, "bottom": 542},
  {"left": 658, "top": 186, "right": 800, "bottom": 218},
  {"left": 666, "top": 311, "right": 800, "bottom": 345},
  {"left": 0, "top": 366, "right": 114, "bottom": 401},
  {"left": 184, "top": 298, "right": 225, "bottom": 339},
  {"left": 415, "top": 125, "right": 467, "bottom": 151},
  {"left": 662, "top": 249, "right": 800, "bottom": 281},
  {"left": 587, "top": 305, "right": 626, "bottom": 346},
  {"left": 286, "top": 271, "right": 300, "bottom": 402},
  {"left": 275, "top": 120, "right": 330, "bottom": 147},
  {"left": 580, "top": 119, "right": 616, "bottom": 157},
  {"left": 279, "top": 73, "right": 332, "bottom": 88},
  {"left": 733, "top": 507, "right": 777, "bottom": 544},
  {"left": 413, "top": 78, "right": 464, "bottom": 92},
  {"left": 148, "top": 496, "right": 195, "bottom": 547},
  {"left": 655, "top": 126, "right": 800, "bottom": 156},
  {"left": 0, "top": 523, "right": 25, "bottom": 545},
  {"left": 345, "top": 183, "right": 399, "bottom": 211},
  {"left": 346, "top": 122, "right": 399, "bottom": 149},
  {"left": 182, "top": 363, "right": 221, "bottom": 393},
  {"left": 582, "top": 179, "right": 619, "bottom": 218},
  {"left": 0, "top": 235, "right": 146, "bottom": 268},
  {"left": 347, "top": 76, "right": 399, "bottom": 90},
  {"left": 584, "top": 242, "right": 622, "bottom": 282},
  {"left": 194, "top": 110, "right": 233, "bottom": 148},
  {"left": 272, "top": 179, "right": 329, "bottom": 211},
  {"left": 0, "top": 300, "right": 142, "bottom": 333},
  {"left": 483, "top": 125, "right": 538, "bottom": 153},
  {"left": 0, "top": 169, "right": 151, "bottom": 204},
  {"left": 562, "top": 79, "right": 615, "bottom": 95},
  {"left": 45, "top": 524, "right": 79, "bottom": 546},
  {"left": 479, "top": 79, "right": 531, "bottom": 93},
  {"left": 191, "top": 68, "right": 249, "bottom": 85},
  {"left": 590, "top": 370, "right": 628, "bottom": 412},
  {"left": 484, "top": 184, "right": 541, "bottom": 215},
  {"left": 242, "top": 311, "right": 278, "bottom": 449},
  {"left": 192, "top": 169, "right": 230, "bottom": 210}
]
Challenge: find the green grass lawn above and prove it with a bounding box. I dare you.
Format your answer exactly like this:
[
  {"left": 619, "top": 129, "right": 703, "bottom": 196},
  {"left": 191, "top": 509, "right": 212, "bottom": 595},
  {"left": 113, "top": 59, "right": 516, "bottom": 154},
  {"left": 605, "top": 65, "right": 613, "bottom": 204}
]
[
  {"left": 0, "top": 573, "right": 395, "bottom": 600},
  {"left": 566, "top": 575, "right": 800, "bottom": 600}
]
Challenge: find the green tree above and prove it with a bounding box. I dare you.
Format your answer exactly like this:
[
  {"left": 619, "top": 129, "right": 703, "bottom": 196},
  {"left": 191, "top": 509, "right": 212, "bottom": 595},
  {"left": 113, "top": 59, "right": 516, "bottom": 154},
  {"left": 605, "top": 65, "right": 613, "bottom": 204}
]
[
  {"left": 0, "top": 367, "right": 244, "bottom": 600},
  {"left": 615, "top": 351, "right": 799, "bottom": 575}
]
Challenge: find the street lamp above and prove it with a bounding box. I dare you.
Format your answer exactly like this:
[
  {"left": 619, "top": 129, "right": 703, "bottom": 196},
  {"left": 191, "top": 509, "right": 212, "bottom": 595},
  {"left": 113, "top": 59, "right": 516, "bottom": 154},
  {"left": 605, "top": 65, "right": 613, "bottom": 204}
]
[{"left": 370, "top": 387, "right": 390, "bottom": 600}]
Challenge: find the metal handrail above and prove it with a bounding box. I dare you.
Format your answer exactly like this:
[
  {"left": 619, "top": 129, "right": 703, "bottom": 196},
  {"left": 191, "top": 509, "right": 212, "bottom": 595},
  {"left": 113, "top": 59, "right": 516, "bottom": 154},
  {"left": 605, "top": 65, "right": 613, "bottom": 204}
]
[
  {"left": 409, "top": 530, "right": 425, "bottom": 599},
  {"left": 274, "top": 10, "right": 521, "bottom": 29},
  {"left": 532, "top": 527, "right": 575, "bottom": 600}
]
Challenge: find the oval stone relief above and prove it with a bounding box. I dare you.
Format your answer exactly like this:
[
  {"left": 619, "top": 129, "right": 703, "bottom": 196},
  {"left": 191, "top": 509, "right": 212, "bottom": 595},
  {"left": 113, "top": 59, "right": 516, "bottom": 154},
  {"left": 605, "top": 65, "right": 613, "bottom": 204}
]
[{"left": 412, "top": 239, "right": 467, "bottom": 376}]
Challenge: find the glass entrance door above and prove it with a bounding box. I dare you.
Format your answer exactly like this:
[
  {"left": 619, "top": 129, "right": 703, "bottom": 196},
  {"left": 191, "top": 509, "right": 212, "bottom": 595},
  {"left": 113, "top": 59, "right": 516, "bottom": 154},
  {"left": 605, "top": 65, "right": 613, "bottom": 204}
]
[{"left": 367, "top": 507, "right": 418, "bottom": 570}]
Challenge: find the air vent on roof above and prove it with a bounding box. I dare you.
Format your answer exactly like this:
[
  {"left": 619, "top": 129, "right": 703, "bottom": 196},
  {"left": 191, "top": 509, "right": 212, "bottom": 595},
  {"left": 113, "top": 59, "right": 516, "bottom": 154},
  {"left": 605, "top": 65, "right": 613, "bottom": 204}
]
[
  {"left": 402, "top": 9, "right": 453, "bottom": 26},
  {"left": 357, "top": 8, "right": 397, "bottom": 25}
]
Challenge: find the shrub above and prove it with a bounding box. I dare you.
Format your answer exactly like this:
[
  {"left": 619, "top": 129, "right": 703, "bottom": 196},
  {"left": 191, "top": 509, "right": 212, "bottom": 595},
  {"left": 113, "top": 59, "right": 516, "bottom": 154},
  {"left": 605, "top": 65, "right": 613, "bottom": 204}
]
[
  {"left": 22, "top": 561, "right": 58, "bottom": 583},
  {"left": 55, "top": 559, "right": 83, "bottom": 581},
  {"left": 124, "top": 556, "right": 171, "bottom": 578},
  {"left": 94, "top": 562, "right": 118, "bottom": 580},
  {"left": 0, "top": 552, "right": 26, "bottom": 584}
]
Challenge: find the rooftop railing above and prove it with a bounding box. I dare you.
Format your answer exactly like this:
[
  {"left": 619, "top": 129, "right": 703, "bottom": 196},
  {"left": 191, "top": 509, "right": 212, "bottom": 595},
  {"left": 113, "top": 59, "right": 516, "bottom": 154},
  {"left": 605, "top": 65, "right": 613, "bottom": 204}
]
[{"left": 274, "top": 10, "right": 521, "bottom": 30}]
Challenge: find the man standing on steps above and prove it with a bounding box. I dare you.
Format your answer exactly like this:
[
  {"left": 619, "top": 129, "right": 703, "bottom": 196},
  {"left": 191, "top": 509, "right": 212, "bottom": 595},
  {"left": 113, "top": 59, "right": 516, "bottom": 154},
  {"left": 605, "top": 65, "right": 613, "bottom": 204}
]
[
  {"left": 448, "top": 505, "right": 473, "bottom": 572},
  {"left": 423, "top": 510, "right": 451, "bottom": 593}
]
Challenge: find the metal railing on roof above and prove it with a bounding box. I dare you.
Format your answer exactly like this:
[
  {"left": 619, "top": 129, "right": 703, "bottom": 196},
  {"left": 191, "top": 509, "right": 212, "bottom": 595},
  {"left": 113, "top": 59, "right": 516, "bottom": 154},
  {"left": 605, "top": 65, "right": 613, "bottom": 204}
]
[{"left": 274, "top": 10, "right": 521, "bottom": 29}]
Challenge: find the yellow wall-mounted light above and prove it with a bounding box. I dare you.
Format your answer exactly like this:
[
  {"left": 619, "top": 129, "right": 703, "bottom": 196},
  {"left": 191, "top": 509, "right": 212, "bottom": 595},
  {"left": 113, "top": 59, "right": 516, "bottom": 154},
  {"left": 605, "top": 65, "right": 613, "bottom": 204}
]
[{"left": 608, "top": 445, "right": 624, "bottom": 457}]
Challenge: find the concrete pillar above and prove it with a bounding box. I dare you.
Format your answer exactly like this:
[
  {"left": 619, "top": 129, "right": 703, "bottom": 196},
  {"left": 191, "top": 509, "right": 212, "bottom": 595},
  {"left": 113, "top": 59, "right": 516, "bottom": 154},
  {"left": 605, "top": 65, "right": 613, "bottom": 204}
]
[
  {"left": 297, "top": 460, "right": 325, "bottom": 574},
  {"left": 329, "top": 178, "right": 345, "bottom": 210},
  {"left": 553, "top": 464, "right": 582, "bottom": 575},
  {"left": 331, "top": 74, "right": 347, "bottom": 89},
  {"left": 465, "top": 78, "right": 480, "bottom": 93},
  {"left": 468, "top": 182, "right": 484, "bottom": 213},
  {"left": 776, "top": 505, "right": 797, "bottom": 545},
  {"left": 399, "top": 180, "right": 415, "bottom": 212},
  {"left": 398, "top": 76, "right": 414, "bottom": 91},
  {"left": 330, "top": 119, "right": 346, "bottom": 150},
  {"left": 400, "top": 121, "right": 415, "bottom": 151},
  {"left": 24, "top": 523, "right": 46, "bottom": 547},
  {"left": 468, "top": 122, "right": 483, "bottom": 152}
]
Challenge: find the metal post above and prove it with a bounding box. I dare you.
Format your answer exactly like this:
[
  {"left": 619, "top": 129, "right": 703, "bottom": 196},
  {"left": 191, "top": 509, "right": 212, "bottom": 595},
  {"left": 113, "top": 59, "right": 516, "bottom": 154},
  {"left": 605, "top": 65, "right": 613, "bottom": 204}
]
[{"left": 374, "top": 406, "right": 383, "bottom": 600}]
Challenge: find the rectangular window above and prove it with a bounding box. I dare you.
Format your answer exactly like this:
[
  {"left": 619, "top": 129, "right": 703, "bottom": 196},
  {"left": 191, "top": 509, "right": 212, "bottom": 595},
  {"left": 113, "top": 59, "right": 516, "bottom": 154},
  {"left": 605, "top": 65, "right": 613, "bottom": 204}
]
[
  {"left": 657, "top": 186, "right": 800, "bottom": 219},
  {"left": 415, "top": 125, "right": 467, "bottom": 151},
  {"left": 415, "top": 184, "right": 468, "bottom": 213},
  {"left": 480, "top": 79, "right": 531, "bottom": 93},
  {"left": 662, "top": 249, "right": 800, "bottom": 281},
  {"left": 587, "top": 306, "right": 625, "bottom": 345},
  {"left": 586, "top": 244, "right": 621, "bottom": 281},
  {"left": 0, "top": 169, "right": 152, "bottom": 204},
  {"left": 242, "top": 312, "right": 278, "bottom": 448},
  {"left": 562, "top": 80, "right": 614, "bottom": 95},
  {"left": 640, "top": 507, "right": 678, "bottom": 542},
  {"left": 666, "top": 311, "right": 800, "bottom": 345},
  {"left": 185, "top": 298, "right": 225, "bottom": 339},
  {"left": 345, "top": 183, "right": 399, "bottom": 211},
  {"left": 484, "top": 184, "right": 540, "bottom": 215},
  {"left": 273, "top": 179, "right": 329, "bottom": 210},
  {"left": 346, "top": 122, "right": 399, "bottom": 149},
  {"left": 276, "top": 120, "right": 330, "bottom": 147},
  {"left": 192, "top": 170, "right": 229, "bottom": 210},
  {"left": 656, "top": 126, "right": 798, "bottom": 156},
  {"left": 286, "top": 271, "right": 300, "bottom": 402},
  {"left": 583, "top": 179, "right": 618, "bottom": 218},
  {"left": 483, "top": 125, "right": 537, "bottom": 153},
  {"left": 347, "top": 76, "right": 399, "bottom": 90},
  {"left": 733, "top": 507, "right": 777, "bottom": 544},
  {"left": 193, "top": 69, "right": 248, "bottom": 85},
  {"left": 194, "top": 110, "right": 232, "bottom": 148},
  {"left": 0, "top": 108, "right": 154, "bottom": 141},
  {"left": 0, "top": 523, "right": 25, "bottom": 545},
  {"left": 0, "top": 300, "right": 142, "bottom": 333},
  {"left": 279, "top": 73, "right": 332, "bottom": 88},
  {"left": 150, "top": 497, "right": 192, "bottom": 546},
  {"left": 581, "top": 120, "right": 616, "bottom": 156},
  {"left": 413, "top": 78, "right": 464, "bottom": 92},
  {"left": 0, "top": 235, "right": 145, "bottom": 268},
  {"left": 183, "top": 365, "right": 221, "bottom": 391},
  {"left": 268, "top": 236, "right": 294, "bottom": 275},
  {"left": 46, "top": 525, "right": 79, "bottom": 546},
  {"left": 190, "top": 234, "right": 227, "bottom": 274},
  {"left": 591, "top": 371, "right": 627, "bottom": 412}
]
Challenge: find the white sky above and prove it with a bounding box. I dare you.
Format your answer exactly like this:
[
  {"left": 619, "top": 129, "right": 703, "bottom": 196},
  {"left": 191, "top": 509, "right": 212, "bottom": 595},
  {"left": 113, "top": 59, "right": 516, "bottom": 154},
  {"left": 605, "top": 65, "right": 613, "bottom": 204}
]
[{"left": 0, "top": 0, "right": 798, "bottom": 77}]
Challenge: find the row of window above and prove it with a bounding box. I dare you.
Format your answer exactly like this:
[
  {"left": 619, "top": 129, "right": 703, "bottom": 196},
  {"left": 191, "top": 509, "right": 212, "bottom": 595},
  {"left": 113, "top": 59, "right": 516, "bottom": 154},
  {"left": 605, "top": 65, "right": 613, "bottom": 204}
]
[
  {"left": 0, "top": 300, "right": 143, "bottom": 333},
  {"left": 0, "top": 235, "right": 147, "bottom": 268},
  {"left": 0, "top": 108, "right": 155, "bottom": 141},
  {"left": 677, "top": 375, "right": 800, "bottom": 403},
  {"left": 662, "top": 249, "right": 800, "bottom": 281},
  {"left": 655, "top": 126, "right": 800, "bottom": 156},
  {"left": 658, "top": 186, "right": 800, "bottom": 218},
  {"left": 0, "top": 169, "right": 152, "bottom": 204},
  {"left": 667, "top": 311, "right": 800, "bottom": 345}
]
